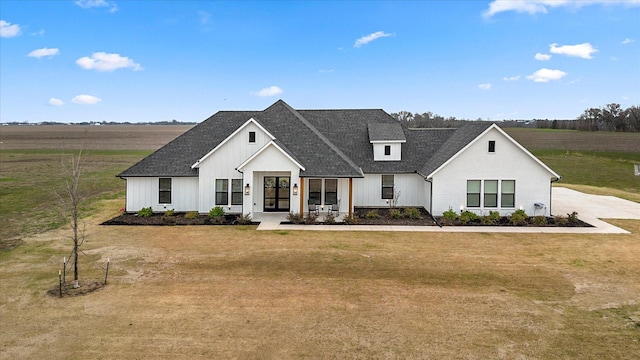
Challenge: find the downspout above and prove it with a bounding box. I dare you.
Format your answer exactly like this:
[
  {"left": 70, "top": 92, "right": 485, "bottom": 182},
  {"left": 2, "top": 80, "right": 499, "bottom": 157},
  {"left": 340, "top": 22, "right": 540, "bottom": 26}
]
[
  {"left": 117, "top": 175, "right": 127, "bottom": 212},
  {"left": 550, "top": 176, "right": 561, "bottom": 216},
  {"left": 236, "top": 168, "right": 244, "bottom": 214},
  {"left": 426, "top": 177, "right": 442, "bottom": 227}
]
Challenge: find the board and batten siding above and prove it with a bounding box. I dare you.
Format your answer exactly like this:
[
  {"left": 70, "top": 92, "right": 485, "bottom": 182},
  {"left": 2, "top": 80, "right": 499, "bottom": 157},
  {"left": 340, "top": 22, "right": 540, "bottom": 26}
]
[
  {"left": 352, "top": 173, "right": 429, "bottom": 208},
  {"left": 240, "top": 144, "right": 302, "bottom": 214},
  {"left": 429, "top": 127, "right": 555, "bottom": 216},
  {"left": 125, "top": 177, "right": 198, "bottom": 212},
  {"left": 197, "top": 122, "right": 271, "bottom": 213}
]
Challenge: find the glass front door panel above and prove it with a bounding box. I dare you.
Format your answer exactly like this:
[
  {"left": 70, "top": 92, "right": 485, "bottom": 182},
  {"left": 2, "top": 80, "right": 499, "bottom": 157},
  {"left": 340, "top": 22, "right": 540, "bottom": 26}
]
[{"left": 264, "top": 176, "right": 290, "bottom": 212}]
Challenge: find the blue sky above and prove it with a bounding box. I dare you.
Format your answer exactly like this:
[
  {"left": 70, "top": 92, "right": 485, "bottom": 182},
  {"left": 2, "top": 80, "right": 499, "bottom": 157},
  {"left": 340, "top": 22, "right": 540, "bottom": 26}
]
[{"left": 1, "top": 0, "right": 639, "bottom": 123}]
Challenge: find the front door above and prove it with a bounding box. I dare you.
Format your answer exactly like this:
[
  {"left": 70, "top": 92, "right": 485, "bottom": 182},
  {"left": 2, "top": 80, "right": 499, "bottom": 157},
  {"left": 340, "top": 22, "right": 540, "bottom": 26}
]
[{"left": 264, "top": 176, "right": 290, "bottom": 212}]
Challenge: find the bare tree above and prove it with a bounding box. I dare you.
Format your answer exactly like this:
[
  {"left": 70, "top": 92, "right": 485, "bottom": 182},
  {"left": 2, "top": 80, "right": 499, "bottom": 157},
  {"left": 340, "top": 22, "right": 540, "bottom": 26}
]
[{"left": 54, "top": 150, "right": 87, "bottom": 288}]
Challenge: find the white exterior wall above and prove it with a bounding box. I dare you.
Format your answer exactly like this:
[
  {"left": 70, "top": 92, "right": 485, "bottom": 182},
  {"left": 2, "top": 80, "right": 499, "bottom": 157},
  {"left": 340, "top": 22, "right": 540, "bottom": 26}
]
[
  {"left": 240, "top": 144, "right": 301, "bottom": 214},
  {"left": 352, "top": 173, "right": 428, "bottom": 208},
  {"left": 197, "top": 122, "right": 271, "bottom": 213},
  {"left": 430, "top": 127, "right": 555, "bottom": 216},
  {"left": 302, "top": 178, "right": 350, "bottom": 214},
  {"left": 125, "top": 177, "right": 198, "bottom": 212},
  {"left": 372, "top": 142, "right": 402, "bottom": 161}
]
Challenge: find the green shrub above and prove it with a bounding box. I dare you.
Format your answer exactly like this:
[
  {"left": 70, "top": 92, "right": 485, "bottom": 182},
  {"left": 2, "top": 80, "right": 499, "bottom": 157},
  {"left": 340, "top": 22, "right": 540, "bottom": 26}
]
[
  {"left": 304, "top": 212, "right": 318, "bottom": 224},
  {"left": 185, "top": 211, "right": 199, "bottom": 219},
  {"left": 533, "top": 215, "right": 547, "bottom": 226},
  {"left": 403, "top": 207, "right": 423, "bottom": 220},
  {"left": 459, "top": 210, "right": 478, "bottom": 224},
  {"left": 442, "top": 208, "right": 458, "bottom": 225},
  {"left": 365, "top": 209, "right": 380, "bottom": 219},
  {"left": 137, "top": 207, "right": 153, "bottom": 217},
  {"left": 567, "top": 211, "right": 579, "bottom": 224},
  {"left": 509, "top": 209, "right": 528, "bottom": 226},
  {"left": 342, "top": 213, "right": 359, "bottom": 225},
  {"left": 164, "top": 209, "right": 175, "bottom": 217},
  {"left": 554, "top": 215, "right": 568, "bottom": 226},
  {"left": 389, "top": 209, "right": 402, "bottom": 219},
  {"left": 286, "top": 212, "right": 303, "bottom": 224},
  {"left": 209, "top": 206, "right": 225, "bottom": 218},
  {"left": 481, "top": 210, "right": 501, "bottom": 225},
  {"left": 235, "top": 213, "right": 252, "bottom": 225},
  {"left": 323, "top": 213, "right": 336, "bottom": 224}
]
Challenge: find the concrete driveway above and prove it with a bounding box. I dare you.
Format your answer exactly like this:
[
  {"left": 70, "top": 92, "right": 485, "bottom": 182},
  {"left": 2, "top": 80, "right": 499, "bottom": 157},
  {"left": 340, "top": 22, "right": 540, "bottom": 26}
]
[{"left": 552, "top": 187, "right": 640, "bottom": 220}]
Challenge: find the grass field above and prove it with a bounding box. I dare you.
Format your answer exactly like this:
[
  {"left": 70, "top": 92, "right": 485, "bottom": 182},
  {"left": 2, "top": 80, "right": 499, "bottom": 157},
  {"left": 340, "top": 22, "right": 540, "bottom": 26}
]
[{"left": 1, "top": 125, "right": 639, "bottom": 359}]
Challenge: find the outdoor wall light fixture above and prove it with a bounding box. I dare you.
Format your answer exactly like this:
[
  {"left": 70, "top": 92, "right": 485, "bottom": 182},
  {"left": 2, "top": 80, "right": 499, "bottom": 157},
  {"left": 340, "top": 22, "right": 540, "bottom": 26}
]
[
  {"left": 244, "top": 183, "right": 250, "bottom": 195},
  {"left": 292, "top": 183, "right": 298, "bottom": 195}
]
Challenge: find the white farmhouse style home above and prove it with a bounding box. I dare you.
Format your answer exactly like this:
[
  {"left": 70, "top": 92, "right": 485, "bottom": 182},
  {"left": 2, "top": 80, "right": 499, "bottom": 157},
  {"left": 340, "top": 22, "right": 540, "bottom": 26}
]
[{"left": 118, "top": 100, "right": 560, "bottom": 218}]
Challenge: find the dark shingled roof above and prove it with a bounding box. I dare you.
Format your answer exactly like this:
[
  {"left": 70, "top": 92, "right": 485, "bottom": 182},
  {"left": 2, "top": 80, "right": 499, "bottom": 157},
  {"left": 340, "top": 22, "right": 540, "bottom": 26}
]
[
  {"left": 118, "top": 100, "right": 493, "bottom": 179},
  {"left": 367, "top": 123, "right": 406, "bottom": 142}
]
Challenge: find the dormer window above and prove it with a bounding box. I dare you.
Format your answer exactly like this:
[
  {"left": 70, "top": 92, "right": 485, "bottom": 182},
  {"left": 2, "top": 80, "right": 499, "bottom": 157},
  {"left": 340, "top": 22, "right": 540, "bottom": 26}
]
[
  {"left": 368, "top": 123, "right": 406, "bottom": 161},
  {"left": 249, "top": 131, "right": 256, "bottom": 143}
]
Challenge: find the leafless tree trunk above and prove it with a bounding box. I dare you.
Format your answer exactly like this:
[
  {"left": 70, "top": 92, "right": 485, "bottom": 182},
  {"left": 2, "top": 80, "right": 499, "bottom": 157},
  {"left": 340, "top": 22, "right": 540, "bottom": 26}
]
[{"left": 54, "top": 150, "right": 86, "bottom": 288}]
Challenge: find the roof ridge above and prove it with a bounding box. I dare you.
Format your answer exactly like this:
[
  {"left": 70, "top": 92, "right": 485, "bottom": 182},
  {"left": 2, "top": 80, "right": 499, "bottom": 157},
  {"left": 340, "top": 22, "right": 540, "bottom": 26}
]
[{"left": 274, "top": 101, "right": 364, "bottom": 176}]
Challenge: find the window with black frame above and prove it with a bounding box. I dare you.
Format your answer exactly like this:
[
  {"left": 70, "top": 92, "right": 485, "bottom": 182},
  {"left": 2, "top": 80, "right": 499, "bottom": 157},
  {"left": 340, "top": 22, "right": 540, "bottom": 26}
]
[
  {"left": 159, "top": 178, "right": 171, "bottom": 204},
  {"left": 215, "top": 179, "right": 228, "bottom": 205},
  {"left": 382, "top": 175, "right": 394, "bottom": 199}
]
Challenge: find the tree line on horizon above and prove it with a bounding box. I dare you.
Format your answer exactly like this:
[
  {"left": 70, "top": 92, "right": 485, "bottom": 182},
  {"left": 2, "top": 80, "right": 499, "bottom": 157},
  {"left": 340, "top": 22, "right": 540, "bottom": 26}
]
[{"left": 390, "top": 103, "right": 640, "bottom": 133}]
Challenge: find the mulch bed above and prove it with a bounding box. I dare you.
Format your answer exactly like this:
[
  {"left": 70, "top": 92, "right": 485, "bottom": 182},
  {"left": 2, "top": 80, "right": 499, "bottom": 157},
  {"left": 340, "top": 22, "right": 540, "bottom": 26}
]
[{"left": 101, "top": 213, "right": 258, "bottom": 226}]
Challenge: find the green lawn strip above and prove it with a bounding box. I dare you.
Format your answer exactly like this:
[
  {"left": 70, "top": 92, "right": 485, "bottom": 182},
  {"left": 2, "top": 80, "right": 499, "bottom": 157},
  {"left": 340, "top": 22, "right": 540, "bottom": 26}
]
[
  {"left": 0, "top": 150, "right": 149, "bottom": 243},
  {"left": 532, "top": 150, "right": 640, "bottom": 195}
]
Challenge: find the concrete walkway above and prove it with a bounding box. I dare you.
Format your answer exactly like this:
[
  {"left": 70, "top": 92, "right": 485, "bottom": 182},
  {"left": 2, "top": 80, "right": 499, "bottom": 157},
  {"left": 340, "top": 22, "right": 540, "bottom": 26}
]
[{"left": 256, "top": 187, "right": 640, "bottom": 234}]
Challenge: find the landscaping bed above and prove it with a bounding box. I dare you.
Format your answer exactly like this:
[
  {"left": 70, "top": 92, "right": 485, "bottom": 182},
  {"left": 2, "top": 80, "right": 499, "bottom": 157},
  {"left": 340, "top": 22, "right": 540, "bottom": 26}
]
[
  {"left": 102, "top": 212, "right": 257, "bottom": 226},
  {"left": 284, "top": 207, "right": 592, "bottom": 227}
]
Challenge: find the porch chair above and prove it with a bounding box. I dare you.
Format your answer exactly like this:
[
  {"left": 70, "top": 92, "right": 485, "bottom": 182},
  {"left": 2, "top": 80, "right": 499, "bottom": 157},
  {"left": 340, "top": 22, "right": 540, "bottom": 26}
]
[
  {"left": 308, "top": 202, "right": 319, "bottom": 216},
  {"left": 330, "top": 203, "right": 339, "bottom": 216}
]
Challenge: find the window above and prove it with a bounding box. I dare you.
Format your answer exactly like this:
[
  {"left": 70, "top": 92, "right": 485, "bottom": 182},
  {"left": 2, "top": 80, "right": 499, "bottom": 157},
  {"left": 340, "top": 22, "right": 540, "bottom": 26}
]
[
  {"left": 249, "top": 131, "right": 256, "bottom": 143},
  {"left": 484, "top": 180, "right": 498, "bottom": 207},
  {"left": 382, "top": 175, "right": 394, "bottom": 199},
  {"left": 231, "top": 179, "right": 243, "bottom": 205},
  {"left": 501, "top": 180, "right": 515, "bottom": 207},
  {"left": 309, "top": 179, "right": 322, "bottom": 205},
  {"left": 215, "top": 179, "right": 228, "bottom": 205},
  {"left": 159, "top": 178, "right": 172, "bottom": 204},
  {"left": 325, "top": 179, "right": 338, "bottom": 205},
  {"left": 466, "top": 180, "right": 480, "bottom": 207},
  {"left": 488, "top": 140, "right": 496, "bottom": 153},
  {"left": 384, "top": 145, "right": 391, "bottom": 156}
]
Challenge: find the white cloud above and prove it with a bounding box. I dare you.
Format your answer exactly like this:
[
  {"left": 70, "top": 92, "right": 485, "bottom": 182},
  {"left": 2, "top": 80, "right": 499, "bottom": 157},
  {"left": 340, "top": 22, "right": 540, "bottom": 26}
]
[
  {"left": 32, "top": 29, "right": 45, "bottom": 36},
  {"left": 198, "top": 11, "right": 211, "bottom": 24},
  {"left": 251, "top": 86, "right": 283, "bottom": 97},
  {"left": 503, "top": 75, "right": 521, "bottom": 81},
  {"left": 549, "top": 43, "right": 597, "bottom": 59},
  {"left": 0, "top": 20, "right": 21, "bottom": 38},
  {"left": 478, "top": 83, "right": 492, "bottom": 90},
  {"left": 76, "top": 52, "right": 143, "bottom": 72},
  {"left": 526, "top": 68, "right": 567, "bottom": 82},
  {"left": 535, "top": 52, "right": 551, "bottom": 61},
  {"left": 483, "top": 0, "right": 640, "bottom": 18},
  {"left": 28, "top": 48, "right": 60, "bottom": 58},
  {"left": 354, "top": 31, "right": 391, "bottom": 48},
  {"left": 48, "top": 98, "right": 64, "bottom": 106},
  {"left": 72, "top": 94, "right": 102, "bottom": 105},
  {"left": 75, "top": 0, "right": 118, "bottom": 12},
  {"left": 622, "top": 38, "right": 635, "bottom": 44}
]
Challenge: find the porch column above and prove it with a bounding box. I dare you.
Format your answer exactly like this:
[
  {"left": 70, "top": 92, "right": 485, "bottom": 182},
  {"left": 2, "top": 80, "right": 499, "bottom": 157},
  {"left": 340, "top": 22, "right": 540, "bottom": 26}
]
[
  {"left": 348, "top": 178, "right": 353, "bottom": 216},
  {"left": 299, "top": 177, "right": 304, "bottom": 215}
]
